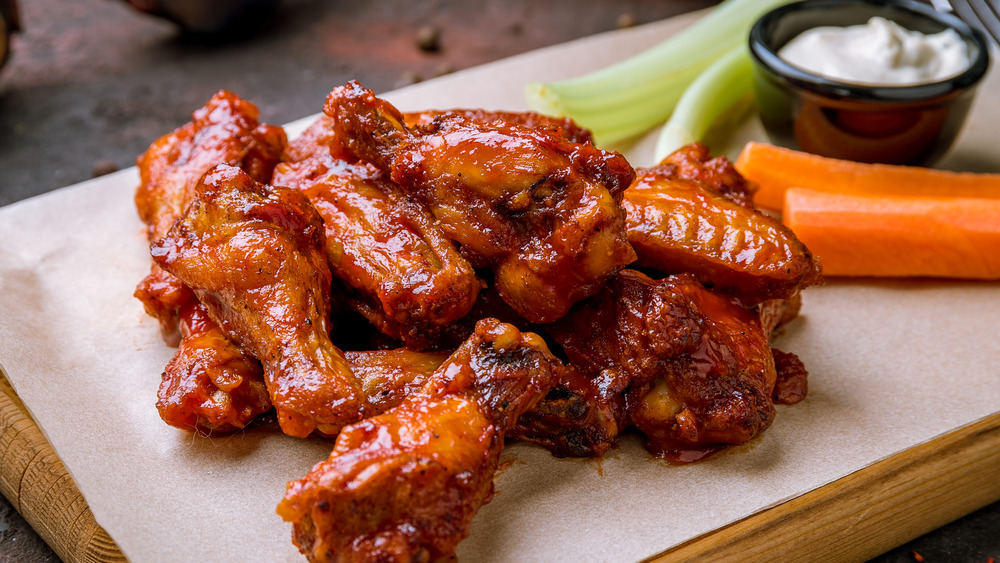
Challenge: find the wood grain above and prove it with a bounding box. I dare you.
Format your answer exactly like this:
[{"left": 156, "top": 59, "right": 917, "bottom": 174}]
[
  {"left": 4, "top": 357, "right": 1000, "bottom": 562},
  {"left": 0, "top": 369, "right": 125, "bottom": 563},
  {"left": 651, "top": 411, "right": 1000, "bottom": 562}
]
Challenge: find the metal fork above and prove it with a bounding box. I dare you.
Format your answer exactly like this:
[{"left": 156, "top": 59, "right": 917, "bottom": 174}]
[{"left": 941, "top": 0, "right": 1000, "bottom": 45}]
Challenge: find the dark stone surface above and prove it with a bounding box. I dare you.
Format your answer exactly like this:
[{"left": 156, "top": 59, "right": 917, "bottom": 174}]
[{"left": 0, "top": 0, "right": 997, "bottom": 561}]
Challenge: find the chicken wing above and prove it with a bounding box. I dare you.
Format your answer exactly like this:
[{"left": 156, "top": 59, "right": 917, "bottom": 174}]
[
  {"left": 157, "top": 299, "right": 271, "bottom": 434},
  {"left": 274, "top": 126, "right": 481, "bottom": 350},
  {"left": 323, "top": 81, "right": 636, "bottom": 323},
  {"left": 134, "top": 90, "right": 284, "bottom": 432},
  {"left": 654, "top": 143, "right": 757, "bottom": 208},
  {"left": 509, "top": 365, "right": 625, "bottom": 458},
  {"left": 624, "top": 164, "right": 822, "bottom": 305},
  {"left": 134, "top": 89, "right": 286, "bottom": 339},
  {"left": 277, "top": 318, "right": 560, "bottom": 562},
  {"left": 152, "top": 164, "right": 368, "bottom": 438},
  {"left": 547, "top": 269, "right": 779, "bottom": 462},
  {"left": 403, "top": 109, "right": 594, "bottom": 144}
]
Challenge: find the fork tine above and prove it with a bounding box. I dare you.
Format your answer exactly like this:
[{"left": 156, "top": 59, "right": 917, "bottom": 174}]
[
  {"left": 977, "top": 0, "right": 1000, "bottom": 42},
  {"left": 954, "top": 0, "right": 1000, "bottom": 45}
]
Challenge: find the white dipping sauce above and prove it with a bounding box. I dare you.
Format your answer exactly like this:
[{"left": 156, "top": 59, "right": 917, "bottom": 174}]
[{"left": 777, "top": 17, "right": 971, "bottom": 85}]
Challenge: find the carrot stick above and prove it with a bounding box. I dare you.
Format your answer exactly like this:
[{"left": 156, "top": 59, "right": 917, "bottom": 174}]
[
  {"left": 783, "top": 188, "right": 1000, "bottom": 279},
  {"left": 736, "top": 142, "right": 1000, "bottom": 212}
]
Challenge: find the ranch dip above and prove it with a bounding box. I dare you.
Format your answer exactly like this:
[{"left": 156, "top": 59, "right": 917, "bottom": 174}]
[{"left": 778, "top": 17, "right": 971, "bottom": 85}]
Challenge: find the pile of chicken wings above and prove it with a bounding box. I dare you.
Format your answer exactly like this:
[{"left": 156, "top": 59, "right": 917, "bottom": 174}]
[{"left": 133, "top": 82, "right": 821, "bottom": 562}]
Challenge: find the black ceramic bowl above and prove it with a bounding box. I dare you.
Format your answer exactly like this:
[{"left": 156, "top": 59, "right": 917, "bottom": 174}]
[{"left": 749, "top": 0, "right": 990, "bottom": 166}]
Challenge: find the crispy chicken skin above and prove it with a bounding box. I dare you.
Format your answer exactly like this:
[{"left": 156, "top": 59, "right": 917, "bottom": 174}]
[
  {"left": 278, "top": 319, "right": 560, "bottom": 563},
  {"left": 323, "top": 81, "right": 636, "bottom": 323},
  {"left": 157, "top": 299, "right": 271, "bottom": 434},
  {"left": 624, "top": 165, "right": 822, "bottom": 305},
  {"left": 403, "top": 109, "right": 594, "bottom": 145},
  {"left": 273, "top": 130, "right": 480, "bottom": 350},
  {"left": 547, "top": 269, "right": 778, "bottom": 461},
  {"left": 152, "top": 164, "right": 368, "bottom": 438}
]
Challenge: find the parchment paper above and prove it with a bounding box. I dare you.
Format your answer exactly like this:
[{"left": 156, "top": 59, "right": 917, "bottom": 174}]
[{"left": 2, "top": 11, "right": 1000, "bottom": 563}]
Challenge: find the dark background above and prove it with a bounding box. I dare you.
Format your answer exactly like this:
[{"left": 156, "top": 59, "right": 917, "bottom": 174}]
[{"left": 0, "top": 0, "right": 997, "bottom": 561}]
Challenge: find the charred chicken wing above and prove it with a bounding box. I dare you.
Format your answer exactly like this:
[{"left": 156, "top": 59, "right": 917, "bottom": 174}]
[
  {"left": 323, "top": 81, "right": 636, "bottom": 323},
  {"left": 152, "top": 164, "right": 368, "bottom": 437},
  {"left": 547, "top": 269, "right": 780, "bottom": 461},
  {"left": 277, "top": 318, "right": 560, "bottom": 562},
  {"left": 509, "top": 365, "right": 626, "bottom": 458}
]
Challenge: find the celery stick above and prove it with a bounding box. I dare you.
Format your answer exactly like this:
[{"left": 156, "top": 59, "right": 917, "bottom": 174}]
[
  {"left": 653, "top": 45, "right": 754, "bottom": 162},
  {"left": 525, "top": 0, "right": 791, "bottom": 145}
]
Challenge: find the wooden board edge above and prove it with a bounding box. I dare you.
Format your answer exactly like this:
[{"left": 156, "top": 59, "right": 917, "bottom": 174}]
[
  {"left": 0, "top": 368, "right": 126, "bottom": 563},
  {"left": 648, "top": 411, "right": 1000, "bottom": 562}
]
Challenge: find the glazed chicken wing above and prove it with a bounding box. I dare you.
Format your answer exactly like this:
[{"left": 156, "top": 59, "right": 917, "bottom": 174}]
[
  {"left": 655, "top": 143, "right": 757, "bottom": 208},
  {"left": 273, "top": 124, "right": 480, "bottom": 350},
  {"left": 624, "top": 164, "right": 822, "bottom": 305},
  {"left": 278, "top": 318, "right": 560, "bottom": 562},
  {"left": 509, "top": 365, "right": 626, "bottom": 458},
  {"left": 134, "top": 90, "right": 284, "bottom": 432},
  {"left": 152, "top": 164, "right": 368, "bottom": 438},
  {"left": 135, "top": 89, "right": 286, "bottom": 248},
  {"left": 157, "top": 299, "right": 271, "bottom": 434},
  {"left": 547, "top": 269, "right": 780, "bottom": 461},
  {"left": 403, "top": 109, "right": 594, "bottom": 144},
  {"left": 135, "top": 89, "right": 286, "bottom": 339},
  {"left": 323, "top": 81, "right": 636, "bottom": 323}
]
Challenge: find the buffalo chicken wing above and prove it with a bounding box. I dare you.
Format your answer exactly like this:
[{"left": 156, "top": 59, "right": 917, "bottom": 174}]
[
  {"left": 274, "top": 128, "right": 480, "bottom": 350},
  {"left": 278, "top": 319, "right": 560, "bottom": 562},
  {"left": 546, "top": 269, "right": 779, "bottom": 461},
  {"left": 134, "top": 90, "right": 285, "bottom": 432},
  {"left": 624, "top": 164, "right": 822, "bottom": 305},
  {"left": 323, "top": 81, "right": 636, "bottom": 323},
  {"left": 152, "top": 164, "right": 368, "bottom": 437}
]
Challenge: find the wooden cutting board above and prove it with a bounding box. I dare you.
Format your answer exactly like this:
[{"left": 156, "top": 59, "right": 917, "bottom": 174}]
[
  {"left": 3, "top": 364, "right": 999, "bottom": 562},
  {"left": 0, "top": 369, "right": 124, "bottom": 562}
]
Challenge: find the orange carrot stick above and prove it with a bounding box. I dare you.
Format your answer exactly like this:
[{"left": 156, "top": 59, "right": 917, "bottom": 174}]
[
  {"left": 736, "top": 142, "right": 1000, "bottom": 212},
  {"left": 783, "top": 188, "right": 1000, "bottom": 279}
]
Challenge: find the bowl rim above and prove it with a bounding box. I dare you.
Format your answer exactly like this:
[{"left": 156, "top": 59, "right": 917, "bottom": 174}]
[{"left": 748, "top": 0, "right": 992, "bottom": 102}]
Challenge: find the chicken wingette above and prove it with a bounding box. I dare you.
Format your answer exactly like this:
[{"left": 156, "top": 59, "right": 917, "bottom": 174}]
[{"left": 324, "top": 81, "right": 636, "bottom": 324}]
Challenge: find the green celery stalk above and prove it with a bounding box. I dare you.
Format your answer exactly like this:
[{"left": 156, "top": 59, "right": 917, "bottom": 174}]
[
  {"left": 525, "top": 0, "right": 790, "bottom": 145},
  {"left": 652, "top": 44, "right": 754, "bottom": 162}
]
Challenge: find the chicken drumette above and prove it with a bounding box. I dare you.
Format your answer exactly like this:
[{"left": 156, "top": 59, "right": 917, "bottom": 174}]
[
  {"left": 278, "top": 318, "right": 561, "bottom": 562},
  {"left": 152, "top": 164, "right": 368, "bottom": 437},
  {"left": 134, "top": 90, "right": 284, "bottom": 433},
  {"left": 323, "top": 81, "right": 636, "bottom": 324}
]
